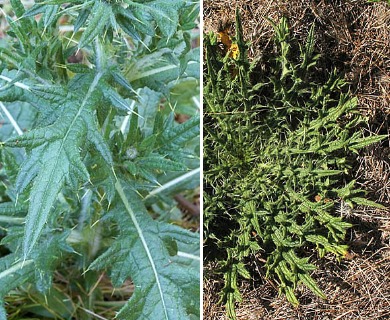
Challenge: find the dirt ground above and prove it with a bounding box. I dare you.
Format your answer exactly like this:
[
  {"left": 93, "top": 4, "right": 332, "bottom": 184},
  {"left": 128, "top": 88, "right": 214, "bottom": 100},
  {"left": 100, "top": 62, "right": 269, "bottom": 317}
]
[{"left": 203, "top": 0, "right": 390, "bottom": 319}]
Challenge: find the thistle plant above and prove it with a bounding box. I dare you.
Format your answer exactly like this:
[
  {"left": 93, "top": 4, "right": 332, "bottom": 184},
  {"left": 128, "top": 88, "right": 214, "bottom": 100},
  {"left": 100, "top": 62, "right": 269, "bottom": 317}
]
[
  {"left": 0, "top": 0, "right": 200, "bottom": 319},
  {"left": 204, "top": 10, "right": 386, "bottom": 319}
]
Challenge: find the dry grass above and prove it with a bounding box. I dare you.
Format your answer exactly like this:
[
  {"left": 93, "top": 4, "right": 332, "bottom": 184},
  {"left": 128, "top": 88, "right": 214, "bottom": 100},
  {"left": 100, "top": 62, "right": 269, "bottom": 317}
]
[
  {"left": 204, "top": 247, "right": 390, "bottom": 319},
  {"left": 203, "top": 0, "right": 390, "bottom": 319}
]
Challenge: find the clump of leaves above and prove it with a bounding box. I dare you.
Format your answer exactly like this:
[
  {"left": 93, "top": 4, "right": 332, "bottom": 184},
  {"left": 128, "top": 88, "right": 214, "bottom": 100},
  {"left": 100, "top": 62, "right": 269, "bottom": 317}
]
[
  {"left": 0, "top": 0, "right": 200, "bottom": 319},
  {"left": 204, "top": 9, "right": 386, "bottom": 319}
]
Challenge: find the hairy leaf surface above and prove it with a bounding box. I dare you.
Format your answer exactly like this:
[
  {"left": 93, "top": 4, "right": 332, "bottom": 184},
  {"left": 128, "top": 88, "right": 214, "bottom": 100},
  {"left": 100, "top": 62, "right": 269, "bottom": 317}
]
[
  {"left": 5, "top": 80, "right": 112, "bottom": 258},
  {"left": 90, "top": 181, "right": 200, "bottom": 320},
  {"left": 0, "top": 0, "right": 200, "bottom": 317}
]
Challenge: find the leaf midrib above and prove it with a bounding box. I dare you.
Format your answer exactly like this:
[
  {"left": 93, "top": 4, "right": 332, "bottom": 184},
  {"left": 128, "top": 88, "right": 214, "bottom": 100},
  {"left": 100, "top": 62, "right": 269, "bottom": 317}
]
[
  {"left": 47, "top": 71, "right": 103, "bottom": 187},
  {"left": 24, "top": 72, "right": 103, "bottom": 257},
  {"left": 115, "top": 179, "right": 169, "bottom": 319}
]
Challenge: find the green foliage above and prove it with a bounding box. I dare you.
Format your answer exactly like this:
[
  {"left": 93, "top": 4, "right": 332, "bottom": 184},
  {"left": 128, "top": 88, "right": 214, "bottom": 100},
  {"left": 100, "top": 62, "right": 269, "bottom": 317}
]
[
  {"left": 204, "top": 10, "right": 386, "bottom": 319},
  {"left": 90, "top": 182, "right": 200, "bottom": 319},
  {"left": 0, "top": 0, "right": 200, "bottom": 319}
]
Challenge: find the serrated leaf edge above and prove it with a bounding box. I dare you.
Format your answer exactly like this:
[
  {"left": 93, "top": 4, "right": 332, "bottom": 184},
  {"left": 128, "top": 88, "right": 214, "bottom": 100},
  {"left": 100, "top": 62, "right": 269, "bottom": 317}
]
[{"left": 115, "top": 179, "right": 169, "bottom": 319}]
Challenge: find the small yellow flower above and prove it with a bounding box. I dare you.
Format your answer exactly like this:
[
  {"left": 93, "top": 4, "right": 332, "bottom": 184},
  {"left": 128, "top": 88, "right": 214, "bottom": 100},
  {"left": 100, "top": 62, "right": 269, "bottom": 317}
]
[
  {"left": 216, "top": 24, "right": 239, "bottom": 60},
  {"left": 229, "top": 43, "right": 239, "bottom": 60}
]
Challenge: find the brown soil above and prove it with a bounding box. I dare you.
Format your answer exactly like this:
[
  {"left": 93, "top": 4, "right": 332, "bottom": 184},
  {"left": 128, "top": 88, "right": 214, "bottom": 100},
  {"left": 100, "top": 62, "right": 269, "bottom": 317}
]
[{"left": 203, "top": 0, "right": 390, "bottom": 319}]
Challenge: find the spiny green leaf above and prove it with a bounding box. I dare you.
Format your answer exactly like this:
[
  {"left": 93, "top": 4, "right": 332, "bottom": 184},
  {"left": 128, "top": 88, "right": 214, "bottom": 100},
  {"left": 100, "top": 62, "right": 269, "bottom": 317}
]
[
  {"left": 221, "top": 261, "right": 240, "bottom": 320},
  {"left": 145, "top": 1, "right": 183, "bottom": 37},
  {"left": 350, "top": 197, "right": 386, "bottom": 209},
  {"left": 282, "top": 250, "right": 316, "bottom": 272},
  {"left": 0, "top": 47, "right": 24, "bottom": 68},
  {"left": 66, "top": 63, "right": 92, "bottom": 74},
  {"left": 5, "top": 79, "right": 112, "bottom": 258},
  {"left": 179, "top": 2, "right": 200, "bottom": 31},
  {"left": 129, "top": 45, "right": 199, "bottom": 93},
  {"left": 0, "top": 255, "right": 35, "bottom": 297},
  {"left": 0, "top": 202, "right": 27, "bottom": 216},
  {"left": 23, "top": 4, "right": 46, "bottom": 18},
  {"left": 305, "top": 234, "right": 348, "bottom": 257},
  {"left": 298, "top": 273, "right": 326, "bottom": 300},
  {"left": 350, "top": 134, "right": 387, "bottom": 150},
  {"left": 43, "top": 5, "right": 59, "bottom": 29},
  {"left": 9, "top": 0, "right": 33, "bottom": 32},
  {"left": 138, "top": 134, "right": 157, "bottom": 152},
  {"left": 16, "top": 136, "right": 87, "bottom": 258},
  {"left": 10, "top": 0, "right": 25, "bottom": 17},
  {"left": 162, "top": 114, "right": 200, "bottom": 146},
  {"left": 125, "top": 0, "right": 186, "bottom": 38},
  {"left": 333, "top": 180, "right": 356, "bottom": 198},
  {"left": 90, "top": 180, "right": 199, "bottom": 320},
  {"left": 115, "top": 13, "right": 141, "bottom": 40},
  {"left": 15, "top": 144, "right": 45, "bottom": 193},
  {"left": 311, "top": 169, "right": 343, "bottom": 177},
  {"left": 110, "top": 69, "right": 134, "bottom": 93},
  {"left": 115, "top": 5, "right": 155, "bottom": 37},
  {"left": 137, "top": 87, "right": 162, "bottom": 137},
  {"left": 284, "top": 286, "right": 299, "bottom": 306},
  {"left": 74, "top": 8, "right": 91, "bottom": 33},
  {"left": 103, "top": 87, "right": 132, "bottom": 111},
  {"left": 33, "top": 231, "right": 72, "bottom": 293},
  {"left": 78, "top": 1, "right": 112, "bottom": 48},
  {"left": 236, "top": 262, "right": 250, "bottom": 279},
  {"left": 144, "top": 167, "right": 201, "bottom": 202},
  {"left": 137, "top": 154, "right": 187, "bottom": 172}
]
